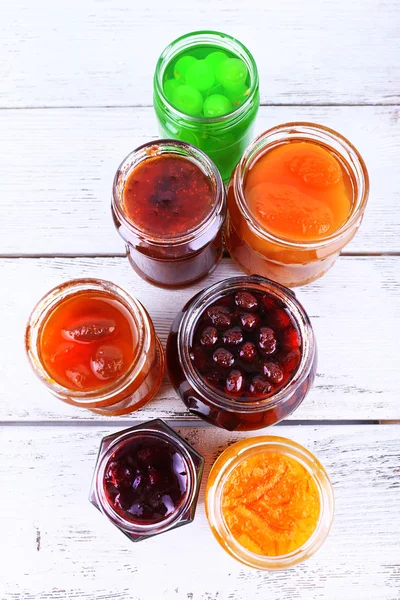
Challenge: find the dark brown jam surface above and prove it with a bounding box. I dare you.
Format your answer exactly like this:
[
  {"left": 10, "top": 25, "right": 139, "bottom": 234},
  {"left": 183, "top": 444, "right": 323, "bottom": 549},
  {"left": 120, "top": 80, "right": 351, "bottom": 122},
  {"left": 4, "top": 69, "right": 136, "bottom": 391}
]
[
  {"left": 104, "top": 436, "right": 189, "bottom": 524},
  {"left": 122, "top": 154, "right": 215, "bottom": 238},
  {"left": 190, "top": 290, "right": 301, "bottom": 400}
]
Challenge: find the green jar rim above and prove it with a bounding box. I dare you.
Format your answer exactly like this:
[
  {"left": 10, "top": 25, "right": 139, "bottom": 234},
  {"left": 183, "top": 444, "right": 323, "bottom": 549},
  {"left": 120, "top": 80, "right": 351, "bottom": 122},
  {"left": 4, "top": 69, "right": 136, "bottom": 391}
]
[{"left": 154, "top": 30, "right": 259, "bottom": 127}]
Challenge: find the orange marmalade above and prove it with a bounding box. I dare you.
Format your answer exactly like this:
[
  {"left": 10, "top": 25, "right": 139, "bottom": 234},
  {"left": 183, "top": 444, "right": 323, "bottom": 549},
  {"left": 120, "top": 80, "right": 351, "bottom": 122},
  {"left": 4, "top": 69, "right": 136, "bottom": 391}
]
[
  {"left": 221, "top": 451, "right": 321, "bottom": 556},
  {"left": 245, "top": 141, "right": 352, "bottom": 242},
  {"left": 40, "top": 291, "right": 137, "bottom": 391}
]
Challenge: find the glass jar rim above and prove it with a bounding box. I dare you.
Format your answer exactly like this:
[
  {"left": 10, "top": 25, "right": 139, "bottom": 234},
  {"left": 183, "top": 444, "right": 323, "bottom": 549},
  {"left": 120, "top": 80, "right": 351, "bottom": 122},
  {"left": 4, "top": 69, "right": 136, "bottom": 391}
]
[
  {"left": 94, "top": 424, "right": 197, "bottom": 536},
  {"left": 233, "top": 122, "right": 370, "bottom": 250},
  {"left": 205, "top": 435, "right": 334, "bottom": 569},
  {"left": 112, "top": 139, "right": 225, "bottom": 247},
  {"left": 25, "top": 278, "right": 152, "bottom": 406},
  {"left": 177, "top": 275, "right": 315, "bottom": 413},
  {"left": 153, "top": 30, "right": 259, "bottom": 127}
]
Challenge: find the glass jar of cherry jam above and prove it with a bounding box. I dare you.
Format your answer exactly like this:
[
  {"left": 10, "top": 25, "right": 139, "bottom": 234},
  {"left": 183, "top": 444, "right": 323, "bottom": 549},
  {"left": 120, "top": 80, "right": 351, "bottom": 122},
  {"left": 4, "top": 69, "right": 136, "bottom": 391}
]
[
  {"left": 25, "top": 279, "right": 165, "bottom": 415},
  {"left": 167, "top": 276, "right": 316, "bottom": 431},
  {"left": 89, "top": 419, "right": 204, "bottom": 542},
  {"left": 225, "top": 123, "right": 369, "bottom": 287},
  {"left": 112, "top": 140, "right": 226, "bottom": 288}
]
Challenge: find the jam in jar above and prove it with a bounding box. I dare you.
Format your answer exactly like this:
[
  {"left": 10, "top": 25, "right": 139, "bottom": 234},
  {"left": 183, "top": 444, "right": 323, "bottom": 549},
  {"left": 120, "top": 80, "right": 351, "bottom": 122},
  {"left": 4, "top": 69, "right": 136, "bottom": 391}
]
[
  {"left": 26, "top": 279, "right": 164, "bottom": 415},
  {"left": 112, "top": 140, "right": 226, "bottom": 288},
  {"left": 89, "top": 420, "right": 204, "bottom": 541},
  {"left": 205, "top": 436, "right": 334, "bottom": 569},
  {"left": 153, "top": 31, "right": 259, "bottom": 182},
  {"left": 225, "top": 122, "right": 369, "bottom": 287},
  {"left": 167, "top": 276, "right": 316, "bottom": 431}
]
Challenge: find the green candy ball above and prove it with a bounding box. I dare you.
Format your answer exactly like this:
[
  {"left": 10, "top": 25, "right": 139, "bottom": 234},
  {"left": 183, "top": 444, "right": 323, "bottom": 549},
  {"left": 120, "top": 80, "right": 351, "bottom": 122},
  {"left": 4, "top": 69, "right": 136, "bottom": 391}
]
[
  {"left": 185, "top": 59, "right": 215, "bottom": 92},
  {"left": 203, "top": 94, "right": 232, "bottom": 117},
  {"left": 174, "top": 55, "right": 197, "bottom": 81},
  {"left": 163, "top": 78, "right": 182, "bottom": 102},
  {"left": 205, "top": 51, "right": 229, "bottom": 72},
  {"left": 215, "top": 58, "right": 249, "bottom": 91},
  {"left": 224, "top": 83, "right": 249, "bottom": 107},
  {"left": 171, "top": 84, "right": 203, "bottom": 116}
]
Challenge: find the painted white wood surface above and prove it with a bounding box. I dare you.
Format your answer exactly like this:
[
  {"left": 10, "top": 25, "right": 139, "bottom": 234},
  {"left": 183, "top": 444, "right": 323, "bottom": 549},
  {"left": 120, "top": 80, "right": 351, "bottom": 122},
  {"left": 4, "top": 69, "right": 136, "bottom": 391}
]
[
  {"left": 2, "top": 255, "right": 399, "bottom": 422},
  {"left": 2, "top": 0, "right": 399, "bottom": 108},
  {"left": 2, "top": 0, "right": 400, "bottom": 597},
  {"left": 0, "top": 424, "right": 399, "bottom": 600},
  {"left": 1, "top": 105, "right": 399, "bottom": 255}
]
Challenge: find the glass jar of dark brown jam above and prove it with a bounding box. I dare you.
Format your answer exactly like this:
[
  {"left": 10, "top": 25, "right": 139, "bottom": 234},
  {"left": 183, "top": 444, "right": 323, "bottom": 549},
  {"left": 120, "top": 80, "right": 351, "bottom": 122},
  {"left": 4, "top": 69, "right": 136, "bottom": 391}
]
[
  {"left": 89, "top": 419, "right": 204, "bottom": 542},
  {"left": 112, "top": 140, "right": 226, "bottom": 288},
  {"left": 167, "top": 276, "right": 316, "bottom": 431}
]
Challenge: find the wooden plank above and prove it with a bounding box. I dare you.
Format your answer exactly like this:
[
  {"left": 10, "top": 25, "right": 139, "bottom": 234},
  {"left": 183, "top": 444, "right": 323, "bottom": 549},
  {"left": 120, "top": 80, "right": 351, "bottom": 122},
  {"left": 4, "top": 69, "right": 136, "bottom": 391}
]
[
  {"left": 2, "top": 255, "right": 398, "bottom": 422},
  {"left": 0, "top": 424, "right": 398, "bottom": 599},
  {"left": 0, "top": 105, "right": 399, "bottom": 255},
  {"left": 1, "top": 0, "right": 399, "bottom": 108}
]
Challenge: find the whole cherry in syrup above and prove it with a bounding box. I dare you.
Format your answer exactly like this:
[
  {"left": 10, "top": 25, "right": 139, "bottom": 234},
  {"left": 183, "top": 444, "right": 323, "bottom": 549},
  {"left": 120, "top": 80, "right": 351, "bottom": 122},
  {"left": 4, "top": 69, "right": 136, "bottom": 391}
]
[
  {"left": 104, "top": 436, "right": 189, "bottom": 524},
  {"left": 189, "top": 290, "right": 301, "bottom": 400}
]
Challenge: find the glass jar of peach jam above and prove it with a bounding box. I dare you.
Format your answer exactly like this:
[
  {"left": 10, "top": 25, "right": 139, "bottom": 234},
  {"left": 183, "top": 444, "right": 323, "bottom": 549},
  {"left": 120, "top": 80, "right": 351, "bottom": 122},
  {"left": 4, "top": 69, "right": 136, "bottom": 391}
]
[
  {"left": 25, "top": 279, "right": 164, "bottom": 415},
  {"left": 225, "top": 123, "right": 369, "bottom": 287},
  {"left": 205, "top": 436, "right": 334, "bottom": 569},
  {"left": 112, "top": 140, "right": 226, "bottom": 288}
]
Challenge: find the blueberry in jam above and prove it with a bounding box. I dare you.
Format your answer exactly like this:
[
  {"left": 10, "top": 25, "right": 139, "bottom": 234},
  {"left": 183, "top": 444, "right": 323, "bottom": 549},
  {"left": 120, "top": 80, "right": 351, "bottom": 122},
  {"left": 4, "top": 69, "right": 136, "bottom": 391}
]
[
  {"left": 104, "top": 436, "right": 189, "bottom": 524},
  {"left": 189, "top": 290, "right": 301, "bottom": 400}
]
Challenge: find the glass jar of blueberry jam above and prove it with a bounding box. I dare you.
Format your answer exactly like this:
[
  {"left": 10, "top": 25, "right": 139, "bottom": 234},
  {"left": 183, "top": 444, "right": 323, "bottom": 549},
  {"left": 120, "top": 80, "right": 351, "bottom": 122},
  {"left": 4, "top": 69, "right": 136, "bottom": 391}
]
[
  {"left": 112, "top": 140, "right": 226, "bottom": 288},
  {"left": 89, "top": 420, "right": 204, "bottom": 542},
  {"left": 25, "top": 279, "right": 165, "bottom": 415},
  {"left": 167, "top": 276, "right": 316, "bottom": 431},
  {"left": 153, "top": 31, "right": 260, "bottom": 182}
]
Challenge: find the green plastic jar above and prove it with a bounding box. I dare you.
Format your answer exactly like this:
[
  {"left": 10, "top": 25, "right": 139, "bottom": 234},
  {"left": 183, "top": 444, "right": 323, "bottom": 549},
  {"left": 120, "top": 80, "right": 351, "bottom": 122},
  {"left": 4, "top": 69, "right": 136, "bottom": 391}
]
[{"left": 153, "top": 31, "right": 260, "bottom": 182}]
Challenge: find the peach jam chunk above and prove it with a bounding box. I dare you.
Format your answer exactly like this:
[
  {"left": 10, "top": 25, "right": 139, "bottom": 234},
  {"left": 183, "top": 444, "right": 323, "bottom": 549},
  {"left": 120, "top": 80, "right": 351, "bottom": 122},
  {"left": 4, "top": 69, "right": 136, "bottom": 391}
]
[
  {"left": 40, "top": 291, "right": 137, "bottom": 391},
  {"left": 245, "top": 141, "right": 352, "bottom": 242},
  {"left": 222, "top": 452, "right": 321, "bottom": 556}
]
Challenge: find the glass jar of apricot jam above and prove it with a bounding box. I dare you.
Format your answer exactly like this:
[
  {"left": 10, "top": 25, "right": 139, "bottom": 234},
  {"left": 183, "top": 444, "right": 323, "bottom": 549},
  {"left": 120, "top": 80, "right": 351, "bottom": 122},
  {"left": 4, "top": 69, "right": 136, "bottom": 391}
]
[
  {"left": 89, "top": 420, "right": 204, "bottom": 542},
  {"left": 25, "top": 279, "right": 164, "bottom": 415},
  {"left": 112, "top": 140, "right": 226, "bottom": 288},
  {"left": 205, "top": 436, "right": 334, "bottom": 569},
  {"left": 153, "top": 31, "right": 260, "bottom": 182},
  {"left": 167, "top": 276, "right": 316, "bottom": 431},
  {"left": 225, "top": 122, "right": 369, "bottom": 287}
]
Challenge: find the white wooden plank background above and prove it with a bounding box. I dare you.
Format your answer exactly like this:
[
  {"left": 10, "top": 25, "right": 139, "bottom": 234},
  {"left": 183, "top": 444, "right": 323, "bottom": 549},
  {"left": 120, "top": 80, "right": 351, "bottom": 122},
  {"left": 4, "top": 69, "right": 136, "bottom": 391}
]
[
  {"left": 1, "top": 0, "right": 400, "bottom": 598},
  {"left": 2, "top": 0, "right": 399, "bottom": 107},
  {"left": 3, "top": 256, "right": 399, "bottom": 422},
  {"left": 0, "top": 425, "right": 399, "bottom": 600},
  {"left": 1, "top": 106, "right": 399, "bottom": 255}
]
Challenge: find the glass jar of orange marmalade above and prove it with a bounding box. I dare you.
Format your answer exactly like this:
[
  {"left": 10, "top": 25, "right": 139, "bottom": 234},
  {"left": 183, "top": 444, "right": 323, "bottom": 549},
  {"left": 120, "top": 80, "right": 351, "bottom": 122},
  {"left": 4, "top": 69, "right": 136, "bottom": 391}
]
[
  {"left": 205, "top": 436, "right": 334, "bottom": 569},
  {"left": 25, "top": 279, "right": 165, "bottom": 415},
  {"left": 225, "top": 123, "right": 369, "bottom": 287},
  {"left": 112, "top": 140, "right": 226, "bottom": 288}
]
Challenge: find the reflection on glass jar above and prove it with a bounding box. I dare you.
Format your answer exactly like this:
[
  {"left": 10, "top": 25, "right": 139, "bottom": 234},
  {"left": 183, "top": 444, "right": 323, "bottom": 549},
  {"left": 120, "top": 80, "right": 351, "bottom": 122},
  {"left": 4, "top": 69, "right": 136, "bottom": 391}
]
[
  {"left": 153, "top": 31, "right": 260, "bottom": 182},
  {"left": 167, "top": 276, "right": 316, "bottom": 431},
  {"left": 205, "top": 436, "right": 334, "bottom": 569},
  {"left": 112, "top": 140, "right": 226, "bottom": 288},
  {"left": 25, "top": 279, "right": 164, "bottom": 415},
  {"left": 225, "top": 122, "right": 369, "bottom": 287}
]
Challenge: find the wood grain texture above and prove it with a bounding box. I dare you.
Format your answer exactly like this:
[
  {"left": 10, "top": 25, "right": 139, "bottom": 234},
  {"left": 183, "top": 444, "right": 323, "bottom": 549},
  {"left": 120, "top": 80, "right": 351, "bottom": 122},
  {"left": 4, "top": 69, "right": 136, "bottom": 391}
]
[
  {"left": 1, "top": 0, "right": 399, "bottom": 108},
  {"left": 0, "top": 424, "right": 399, "bottom": 600},
  {"left": 0, "top": 105, "right": 399, "bottom": 255},
  {"left": 3, "top": 255, "right": 398, "bottom": 422}
]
